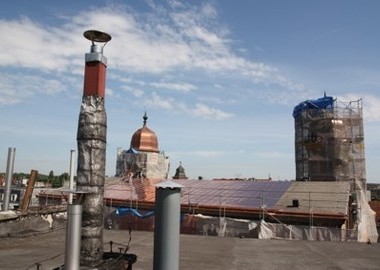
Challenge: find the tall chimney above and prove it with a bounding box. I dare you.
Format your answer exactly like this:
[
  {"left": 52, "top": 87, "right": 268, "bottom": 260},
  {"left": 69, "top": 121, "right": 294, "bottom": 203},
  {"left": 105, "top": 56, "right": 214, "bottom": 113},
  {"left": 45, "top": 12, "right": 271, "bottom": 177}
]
[{"left": 77, "top": 30, "right": 111, "bottom": 266}]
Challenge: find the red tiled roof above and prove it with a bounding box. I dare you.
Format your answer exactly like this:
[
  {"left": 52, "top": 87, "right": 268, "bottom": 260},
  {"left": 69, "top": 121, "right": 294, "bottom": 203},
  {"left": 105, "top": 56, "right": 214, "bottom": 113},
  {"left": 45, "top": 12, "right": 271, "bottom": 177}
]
[{"left": 105, "top": 178, "right": 291, "bottom": 210}]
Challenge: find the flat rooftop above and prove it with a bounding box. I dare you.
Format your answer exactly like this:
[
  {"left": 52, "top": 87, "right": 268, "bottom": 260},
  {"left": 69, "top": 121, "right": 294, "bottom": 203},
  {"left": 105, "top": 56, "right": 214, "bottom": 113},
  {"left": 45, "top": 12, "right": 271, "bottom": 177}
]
[{"left": 0, "top": 228, "right": 379, "bottom": 270}]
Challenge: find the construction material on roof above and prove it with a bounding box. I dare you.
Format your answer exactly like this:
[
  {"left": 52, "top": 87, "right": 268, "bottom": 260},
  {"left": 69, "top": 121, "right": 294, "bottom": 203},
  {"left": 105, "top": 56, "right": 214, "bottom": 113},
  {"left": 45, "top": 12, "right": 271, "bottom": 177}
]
[
  {"left": 116, "top": 207, "right": 154, "bottom": 218},
  {"left": 356, "top": 181, "right": 378, "bottom": 243},
  {"left": 294, "top": 96, "right": 365, "bottom": 183},
  {"left": 293, "top": 94, "right": 334, "bottom": 119},
  {"left": 258, "top": 220, "right": 357, "bottom": 241}
]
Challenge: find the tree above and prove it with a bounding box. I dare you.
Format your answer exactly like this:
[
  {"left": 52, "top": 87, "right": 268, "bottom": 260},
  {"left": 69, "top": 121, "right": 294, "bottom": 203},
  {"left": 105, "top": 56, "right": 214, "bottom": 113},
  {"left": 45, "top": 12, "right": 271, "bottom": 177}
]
[{"left": 59, "top": 173, "right": 69, "bottom": 181}]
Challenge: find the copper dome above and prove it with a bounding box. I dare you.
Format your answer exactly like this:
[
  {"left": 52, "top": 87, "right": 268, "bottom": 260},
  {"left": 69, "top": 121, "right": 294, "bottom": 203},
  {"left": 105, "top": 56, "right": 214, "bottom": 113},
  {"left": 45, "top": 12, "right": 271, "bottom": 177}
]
[{"left": 130, "top": 113, "right": 159, "bottom": 153}]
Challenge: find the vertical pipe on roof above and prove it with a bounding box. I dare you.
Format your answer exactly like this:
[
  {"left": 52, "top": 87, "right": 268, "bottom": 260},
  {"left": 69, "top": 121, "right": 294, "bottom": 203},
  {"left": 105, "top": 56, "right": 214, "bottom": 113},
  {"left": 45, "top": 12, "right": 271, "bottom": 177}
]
[
  {"left": 2, "top": 147, "right": 16, "bottom": 211},
  {"left": 69, "top": 150, "right": 76, "bottom": 204},
  {"left": 65, "top": 204, "right": 83, "bottom": 270},
  {"left": 153, "top": 180, "right": 183, "bottom": 270}
]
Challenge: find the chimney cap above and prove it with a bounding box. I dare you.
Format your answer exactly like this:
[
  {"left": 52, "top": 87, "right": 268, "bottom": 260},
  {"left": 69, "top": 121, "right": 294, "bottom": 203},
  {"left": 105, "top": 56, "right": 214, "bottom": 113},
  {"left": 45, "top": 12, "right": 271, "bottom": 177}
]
[{"left": 83, "top": 30, "right": 112, "bottom": 43}]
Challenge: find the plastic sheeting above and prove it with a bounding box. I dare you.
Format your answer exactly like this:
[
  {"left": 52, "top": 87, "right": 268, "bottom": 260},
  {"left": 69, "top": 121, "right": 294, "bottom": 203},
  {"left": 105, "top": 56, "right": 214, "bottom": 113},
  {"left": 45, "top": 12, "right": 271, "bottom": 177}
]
[
  {"left": 356, "top": 181, "right": 378, "bottom": 243},
  {"left": 186, "top": 214, "right": 359, "bottom": 242},
  {"left": 188, "top": 215, "right": 257, "bottom": 238},
  {"left": 293, "top": 94, "right": 334, "bottom": 119},
  {"left": 116, "top": 207, "right": 155, "bottom": 218},
  {"left": 258, "top": 220, "right": 357, "bottom": 241}
]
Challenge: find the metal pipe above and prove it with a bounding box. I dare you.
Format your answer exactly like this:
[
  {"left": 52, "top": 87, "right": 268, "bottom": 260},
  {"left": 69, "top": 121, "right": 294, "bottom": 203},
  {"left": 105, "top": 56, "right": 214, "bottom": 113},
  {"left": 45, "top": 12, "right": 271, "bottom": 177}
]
[
  {"left": 2, "top": 147, "right": 16, "bottom": 211},
  {"left": 69, "top": 150, "right": 76, "bottom": 204},
  {"left": 65, "top": 204, "right": 83, "bottom": 270},
  {"left": 153, "top": 180, "right": 183, "bottom": 270}
]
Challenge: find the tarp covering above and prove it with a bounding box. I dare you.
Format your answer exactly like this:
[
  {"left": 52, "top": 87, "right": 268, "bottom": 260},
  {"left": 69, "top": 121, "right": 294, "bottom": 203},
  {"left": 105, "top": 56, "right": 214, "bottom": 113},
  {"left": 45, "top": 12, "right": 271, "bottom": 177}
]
[
  {"left": 293, "top": 95, "right": 334, "bottom": 119},
  {"left": 356, "top": 181, "right": 378, "bottom": 243},
  {"left": 192, "top": 215, "right": 258, "bottom": 238},
  {"left": 185, "top": 214, "right": 359, "bottom": 242},
  {"left": 116, "top": 207, "right": 154, "bottom": 218},
  {"left": 126, "top": 148, "right": 139, "bottom": 154},
  {"left": 258, "top": 220, "right": 357, "bottom": 241}
]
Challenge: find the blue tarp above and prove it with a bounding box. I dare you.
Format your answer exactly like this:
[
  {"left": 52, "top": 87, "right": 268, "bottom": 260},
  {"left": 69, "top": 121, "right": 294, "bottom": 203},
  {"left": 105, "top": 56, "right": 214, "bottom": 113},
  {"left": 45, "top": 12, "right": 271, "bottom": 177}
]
[
  {"left": 126, "top": 147, "right": 139, "bottom": 154},
  {"left": 115, "top": 207, "right": 185, "bottom": 223},
  {"left": 116, "top": 207, "right": 155, "bottom": 218},
  {"left": 293, "top": 94, "right": 334, "bottom": 119}
]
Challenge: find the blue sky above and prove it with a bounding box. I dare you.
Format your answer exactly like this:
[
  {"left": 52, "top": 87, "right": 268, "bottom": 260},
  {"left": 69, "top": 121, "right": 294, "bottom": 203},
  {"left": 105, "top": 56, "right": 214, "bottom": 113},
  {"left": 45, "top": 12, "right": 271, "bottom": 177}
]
[{"left": 0, "top": 0, "right": 379, "bottom": 182}]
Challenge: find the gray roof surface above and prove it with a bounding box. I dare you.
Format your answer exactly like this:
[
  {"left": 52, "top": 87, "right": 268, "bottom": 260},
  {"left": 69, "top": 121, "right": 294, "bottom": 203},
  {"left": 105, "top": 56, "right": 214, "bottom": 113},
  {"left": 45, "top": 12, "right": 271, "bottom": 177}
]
[
  {"left": 1, "top": 228, "right": 379, "bottom": 269},
  {"left": 274, "top": 181, "right": 351, "bottom": 215},
  {"left": 177, "top": 179, "right": 292, "bottom": 209}
]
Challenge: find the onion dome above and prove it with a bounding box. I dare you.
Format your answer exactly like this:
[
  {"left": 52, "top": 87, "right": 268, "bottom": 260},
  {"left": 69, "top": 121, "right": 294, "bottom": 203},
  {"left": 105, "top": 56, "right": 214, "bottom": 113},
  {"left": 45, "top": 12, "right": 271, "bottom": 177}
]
[
  {"left": 130, "top": 112, "right": 159, "bottom": 153},
  {"left": 173, "top": 162, "right": 188, "bottom": 179}
]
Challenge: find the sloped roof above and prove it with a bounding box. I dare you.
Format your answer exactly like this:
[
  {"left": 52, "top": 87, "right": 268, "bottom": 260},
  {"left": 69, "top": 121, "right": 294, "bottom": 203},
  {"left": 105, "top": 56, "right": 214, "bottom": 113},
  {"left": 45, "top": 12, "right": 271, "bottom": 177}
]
[
  {"left": 105, "top": 178, "right": 292, "bottom": 209},
  {"left": 274, "top": 181, "right": 350, "bottom": 215},
  {"left": 105, "top": 178, "right": 351, "bottom": 217},
  {"left": 177, "top": 179, "right": 291, "bottom": 209}
]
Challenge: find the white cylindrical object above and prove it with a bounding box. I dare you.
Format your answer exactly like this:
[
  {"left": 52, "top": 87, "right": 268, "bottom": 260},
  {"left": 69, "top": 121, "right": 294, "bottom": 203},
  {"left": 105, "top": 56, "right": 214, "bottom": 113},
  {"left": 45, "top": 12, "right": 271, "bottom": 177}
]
[
  {"left": 153, "top": 181, "right": 182, "bottom": 270},
  {"left": 2, "top": 147, "right": 16, "bottom": 211},
  {"left": 69, "top": 150, "right": 76, "bottom": 204},
  {"left": 65, "top": 204, "right": 82, "bottom": 270}
]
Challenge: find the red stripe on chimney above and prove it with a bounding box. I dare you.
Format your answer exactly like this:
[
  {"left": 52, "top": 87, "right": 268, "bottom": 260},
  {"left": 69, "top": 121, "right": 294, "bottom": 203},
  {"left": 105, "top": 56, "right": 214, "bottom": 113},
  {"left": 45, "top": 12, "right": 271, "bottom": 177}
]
[{"left": 83, "top": 61, "right": 106, "bottom": 97}]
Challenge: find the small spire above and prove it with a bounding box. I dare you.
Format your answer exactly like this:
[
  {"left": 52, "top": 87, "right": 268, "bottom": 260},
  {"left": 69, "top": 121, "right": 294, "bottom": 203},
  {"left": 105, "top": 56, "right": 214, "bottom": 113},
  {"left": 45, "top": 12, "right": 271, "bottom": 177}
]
[
  {"left": 143, "top": 111, "right": 148, "bottom": 126},
  {"left": 324, "top": 91, "right": 327, "bottom": 97}
]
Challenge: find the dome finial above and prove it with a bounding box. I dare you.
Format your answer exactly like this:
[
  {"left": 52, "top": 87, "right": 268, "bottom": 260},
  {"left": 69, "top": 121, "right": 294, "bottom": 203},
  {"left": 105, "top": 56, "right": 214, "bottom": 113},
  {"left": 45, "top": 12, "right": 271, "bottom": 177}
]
[{"left": 143, "top": 111, "right": 148, "bottom": 126}]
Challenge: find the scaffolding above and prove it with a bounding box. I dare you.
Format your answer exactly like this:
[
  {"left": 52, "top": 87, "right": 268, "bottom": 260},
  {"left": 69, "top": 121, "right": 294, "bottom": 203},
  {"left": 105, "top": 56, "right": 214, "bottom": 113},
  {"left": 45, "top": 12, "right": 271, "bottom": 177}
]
[
  {"left": 116, "top": 149, "right": 169, "bottom": 179},
  {"left": 294, "top": 96, "right": 365, "bottom": 184}
]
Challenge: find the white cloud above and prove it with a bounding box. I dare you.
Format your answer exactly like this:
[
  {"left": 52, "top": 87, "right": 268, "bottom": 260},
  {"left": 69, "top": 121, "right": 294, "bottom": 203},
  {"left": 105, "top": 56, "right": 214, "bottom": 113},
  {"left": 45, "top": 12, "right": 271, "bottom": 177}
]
[
  {"left": 337, "top": 93, "right": 380, "bottom": 122},
  {"left": 150, "top": 81, "right": 196, "bottom": 92},
  {"left": 198, "top": 96, "right": 236, "bottom": 105},
  {"left": 0, "top": 2, "right": 324, "bottom": 111},
  {"left": 0, "top": 72, "right": 67, "bottom": 105},
  {"left": 0, "top": 17, "right": 83, "bottom": 72},
  {"left": 140, "top": 92, "right": 232, "bottom": 120},
  {"left": 0, "top": 3, "right": 302, "bottom": 90},
  {"left": 121, "top": 85, "right": 145, "bottom": 98},
  {"left": 364, "top": 95, "right": 380, "bottom": 122},
  {"left": 144, "top": 92, "right": 174, "bottom": 110},
  {"left": 192, "top": 103, "right": 233, "bottom": 120}
]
